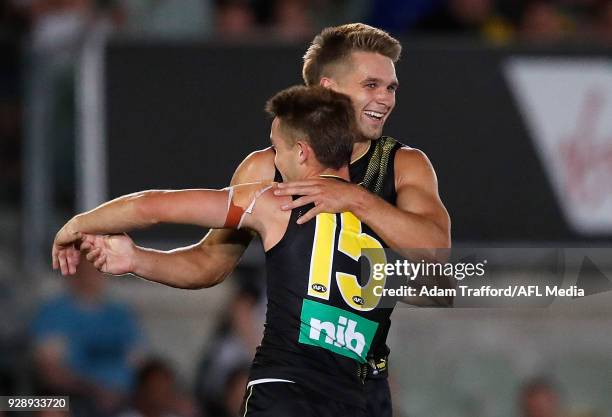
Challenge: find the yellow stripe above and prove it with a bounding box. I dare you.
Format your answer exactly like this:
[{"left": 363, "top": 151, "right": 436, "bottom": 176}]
[
  {"left": 243, "top": 385, "right": 254, "bottom": 417},
  {"left": 318, "top": 174, "right": 346, "bottom": 180},
  {"left": 307, "top": 213, "right": 336, "bottom": 300}
]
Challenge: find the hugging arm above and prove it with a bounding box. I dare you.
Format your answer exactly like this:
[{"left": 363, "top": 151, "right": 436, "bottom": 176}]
[{"left": 52, "top": 149, "right": 276, "bottom": 289}]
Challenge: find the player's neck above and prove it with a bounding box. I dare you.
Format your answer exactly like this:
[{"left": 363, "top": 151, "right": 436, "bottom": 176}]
[
  {"left": 299, "top": 162, "right": 350, "bottom": 182},
  {"left": 316, "top": 165, "right": 350, "bottom": 181},
  {"left": 351, "top": 140, "right": 371, "bottom": 164}
]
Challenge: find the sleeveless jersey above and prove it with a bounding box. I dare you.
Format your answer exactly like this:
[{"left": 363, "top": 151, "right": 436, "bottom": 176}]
[
  {"left": 350, "top": 136, "right": 402, "bottom": 205},
  {"left": 255, "top": 138, "right": 404, "bottom": 406},
  {"left": 251, "top": 187, "right": 395, "bottom": 408},
  {"left": 273, "top": 137, "right": 404, "bottom": 378}
]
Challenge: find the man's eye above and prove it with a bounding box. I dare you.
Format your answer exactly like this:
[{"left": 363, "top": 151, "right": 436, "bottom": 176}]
[
  {"left": 388, "top": 85, "right": 397, "bottom": 92},
  {"left": 365, "top": 83, "right": 376, "bottom": 88}
]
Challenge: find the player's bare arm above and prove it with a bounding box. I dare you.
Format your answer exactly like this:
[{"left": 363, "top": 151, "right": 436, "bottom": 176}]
[
  {"left": 53, "top": 147, "right": 277, "bottom": 285},
  {"left": 80, "top": 181, "right": 286, "bottom": 280},
  {"left": 121, "top": 147, "right": 278, "bottom": 287},
  {"left": 53, "top": 188, "right": 232, "bottom": 275},
  {"left": 276, "top": 147, "right": 451, "bottom": 253},
  {"left": 52, "top": 179, "right": 276, "bottom": 281},
  {"left": 52, "top": 181, "right": 274, "bottom": 275}
]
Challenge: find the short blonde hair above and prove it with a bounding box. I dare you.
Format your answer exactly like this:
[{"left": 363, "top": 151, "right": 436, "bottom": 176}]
[{"left": 302, "top": 23, "right": 401, "bottom": 86}]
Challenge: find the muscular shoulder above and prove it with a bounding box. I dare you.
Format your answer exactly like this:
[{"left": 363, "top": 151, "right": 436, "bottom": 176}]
[
  {"left": 231, "top": 147, "right": 276, "bottom": 185},
  {"left": 230, "top": 181, "right": 277, "bottom": 208},
  {"left": 230, "top": 181, "right": 289, "bottom": 221},
  {"left": 230, "top": 181, "right": 290, "bottom": 237},
  {"left": 394, "top": 146, "right": 439, "bottom": 189}
]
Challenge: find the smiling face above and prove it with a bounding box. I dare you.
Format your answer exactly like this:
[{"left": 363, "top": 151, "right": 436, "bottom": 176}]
[{"left": 327, "top": 51, "right": 398, "bottom": 141}]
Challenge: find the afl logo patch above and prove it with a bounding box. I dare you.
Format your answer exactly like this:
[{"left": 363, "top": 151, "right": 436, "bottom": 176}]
[
  {"left": 352, "top": 296, "right": 364, "bottom": 305},
  {"left": 311, "top": 283, "right": 327, "bottom": 293}
]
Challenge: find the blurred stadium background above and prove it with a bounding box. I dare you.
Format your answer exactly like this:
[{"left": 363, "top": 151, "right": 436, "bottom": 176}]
[{"left": 1, "top": 1, "right": 612, "bottom": 416}]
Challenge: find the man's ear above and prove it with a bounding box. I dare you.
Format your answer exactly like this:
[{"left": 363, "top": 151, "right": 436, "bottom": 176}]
[
  {"left": 319, "top": 77, "right": 335, "bottom": 88},
  {"left": 296, "top": 140, "right": 310, "bottom": 164}
]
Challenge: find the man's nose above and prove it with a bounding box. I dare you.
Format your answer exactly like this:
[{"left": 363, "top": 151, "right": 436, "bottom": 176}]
[{"left": 375, "top": 88, "right": 394, "bottom": 108}]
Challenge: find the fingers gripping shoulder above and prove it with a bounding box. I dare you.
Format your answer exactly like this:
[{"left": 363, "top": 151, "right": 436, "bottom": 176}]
[{"left": 223, "top": 181, "right": 276, "bottom": 229}]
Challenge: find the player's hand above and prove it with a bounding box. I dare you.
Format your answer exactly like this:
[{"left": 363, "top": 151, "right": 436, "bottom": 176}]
[
  {"left": 274, "top": 178, "right": 364, "bottom": 224},
  {"left": 52, "top": 220, "right": 82, "bottom": 275},
  {"left": 80, "top": 233, "right": 136, "bottom": 275}
]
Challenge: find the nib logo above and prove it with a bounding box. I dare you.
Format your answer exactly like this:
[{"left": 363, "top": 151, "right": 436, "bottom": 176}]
[
  {"left": 309, "top": 316, "right": 366, "bottom": 356},
  {"left": 299, "top": 299, "right": 378, "bottom": 363},
  {"left": 504, "top": 58, "right": 612, "bottom": 234}
]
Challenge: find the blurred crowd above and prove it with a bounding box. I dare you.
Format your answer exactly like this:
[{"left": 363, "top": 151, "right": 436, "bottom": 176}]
[
  {"left": 0, "top": 259, "right": 266, "bottom": 417},
  {"left": 2, "top": 0, "right": 612, "bottom": 44}
]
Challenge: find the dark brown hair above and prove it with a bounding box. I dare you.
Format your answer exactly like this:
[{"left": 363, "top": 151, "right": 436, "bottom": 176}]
[
  {"left": 302, "top": 23, "right": 401, "bottom": 86},
  {"left": 265, "top": 85, "right": 356, "bottom": 169}
]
